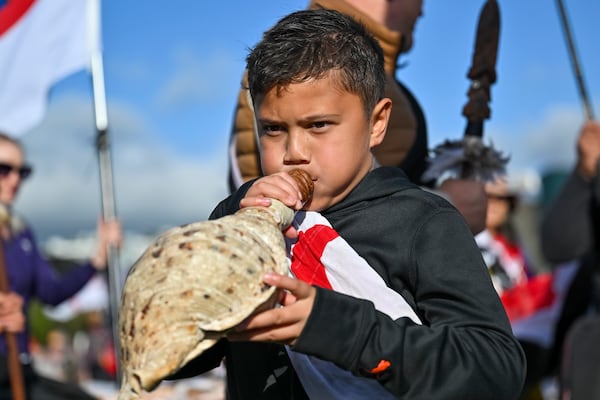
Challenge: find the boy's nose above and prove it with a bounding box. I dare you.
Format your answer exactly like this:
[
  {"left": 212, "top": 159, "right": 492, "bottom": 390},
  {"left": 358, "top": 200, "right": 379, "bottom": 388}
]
[{"left": 284, "top": 132, "right": 310, "bottom": 164}]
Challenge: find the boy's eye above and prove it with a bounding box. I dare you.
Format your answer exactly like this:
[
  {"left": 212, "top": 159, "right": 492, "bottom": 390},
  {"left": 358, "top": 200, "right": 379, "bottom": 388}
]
[
  {"left": 261, "top": 124, "right": 284, "bottom": 136},
  {"left": 310, "top": 121, "right": 330, "bottom": 130}
]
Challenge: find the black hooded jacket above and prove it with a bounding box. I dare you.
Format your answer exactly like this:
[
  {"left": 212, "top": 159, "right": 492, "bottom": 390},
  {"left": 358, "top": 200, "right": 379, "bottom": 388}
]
[{"left": 174, "top": 167, "right": 525, "bottom": 399}]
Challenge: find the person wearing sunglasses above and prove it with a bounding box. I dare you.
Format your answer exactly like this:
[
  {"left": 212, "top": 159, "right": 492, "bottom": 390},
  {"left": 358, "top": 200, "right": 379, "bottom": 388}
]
[
  {"left": 0, "top": 162, "right": 31, "bottom": 180},
  {"left": 0, "top": 132, "right": 121, "bottom": 399}
]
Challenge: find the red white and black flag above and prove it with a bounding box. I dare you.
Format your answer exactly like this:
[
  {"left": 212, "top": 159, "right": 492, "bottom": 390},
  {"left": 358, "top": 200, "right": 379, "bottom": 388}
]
[{"left": 0, "top": 0, "right": 94, "bottom": 136}]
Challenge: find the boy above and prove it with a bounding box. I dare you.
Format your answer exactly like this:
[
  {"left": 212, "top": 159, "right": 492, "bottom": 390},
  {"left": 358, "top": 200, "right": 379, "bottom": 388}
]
[{"left": 175, "top": 9, "right": 525, "bottom": 399}]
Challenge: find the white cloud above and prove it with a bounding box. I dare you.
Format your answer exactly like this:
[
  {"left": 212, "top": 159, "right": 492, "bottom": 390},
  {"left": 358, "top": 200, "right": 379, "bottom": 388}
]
[
  {"left": 18, "top": 95, "right": 229, "bottom": 243},
  {"left": 488, "top": 105, "right": 584, "bottom": 177},
  {"left": 155, "top": 47, "right": 241, "bottom": 111}
]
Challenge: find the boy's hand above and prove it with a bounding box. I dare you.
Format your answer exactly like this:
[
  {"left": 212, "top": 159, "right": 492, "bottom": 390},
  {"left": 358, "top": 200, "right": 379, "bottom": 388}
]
[
  {"left": 228, "top": 272, "right": 316, "bottom": 346},
  {"left": 241, "top": 172, "right": 304, "bottom": 210},
  {"left": 240, "top": 172, "right": 305, "bottom": 238}
]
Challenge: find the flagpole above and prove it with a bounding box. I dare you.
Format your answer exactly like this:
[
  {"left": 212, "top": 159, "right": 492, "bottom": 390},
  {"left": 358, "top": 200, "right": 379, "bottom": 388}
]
[{"left": 88, "top": 0, "right": 122, "bottom": 384}]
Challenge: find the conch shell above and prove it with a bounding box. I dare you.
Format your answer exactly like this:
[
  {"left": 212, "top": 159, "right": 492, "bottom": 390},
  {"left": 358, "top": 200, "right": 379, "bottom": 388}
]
[{"left": 117, "top": 169, "right": 313, "bottom": 399}]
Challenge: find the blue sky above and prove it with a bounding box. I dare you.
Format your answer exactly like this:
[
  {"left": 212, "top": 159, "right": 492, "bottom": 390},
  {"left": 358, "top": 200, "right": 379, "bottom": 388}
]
[{"left": 15, "top": 0, "right": 600, "bottom": 243}]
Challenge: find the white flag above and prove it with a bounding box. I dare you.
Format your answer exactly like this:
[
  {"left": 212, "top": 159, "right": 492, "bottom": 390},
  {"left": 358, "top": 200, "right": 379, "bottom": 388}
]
[{"left": 0, "top": 0, "right": 94, "bottom": 136}]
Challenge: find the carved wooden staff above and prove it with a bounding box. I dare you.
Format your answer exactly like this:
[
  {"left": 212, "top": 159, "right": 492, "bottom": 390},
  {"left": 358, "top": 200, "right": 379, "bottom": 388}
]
[
  {"left": 459, "top": 0, "right": 508, "bottom": 179},
  {"left": 462, "top": 0, "right": 501, "bottom": 139},
  {"left": 0, "top": 233, "right": 26, "bottom": 400},
  {"left": 422, "top": 0, "right": 508, "bottom": 183}
]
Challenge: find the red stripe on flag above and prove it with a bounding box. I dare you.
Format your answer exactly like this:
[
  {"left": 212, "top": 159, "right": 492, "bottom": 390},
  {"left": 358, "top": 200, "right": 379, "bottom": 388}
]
[
  {"left": 0, "top": 0, "right": 35, "bottom": 35},
  {"left": 291, "top": 224, "right": 339, "bottom": 289}
]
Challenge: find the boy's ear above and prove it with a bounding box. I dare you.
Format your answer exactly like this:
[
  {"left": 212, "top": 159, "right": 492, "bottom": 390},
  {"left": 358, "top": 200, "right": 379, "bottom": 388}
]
[{"left": 369, "top": 98, "right": 392, "bottom": 148}]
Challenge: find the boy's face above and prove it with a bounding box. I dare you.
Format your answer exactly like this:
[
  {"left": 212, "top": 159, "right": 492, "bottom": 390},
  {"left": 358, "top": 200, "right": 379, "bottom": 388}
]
[{"left": 254, "top": 74, "right": 391, "bottom": 211}]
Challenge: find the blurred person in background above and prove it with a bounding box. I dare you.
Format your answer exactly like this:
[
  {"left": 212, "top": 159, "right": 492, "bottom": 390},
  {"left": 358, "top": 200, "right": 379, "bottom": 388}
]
[
  {"left": 541, "top": 120, "right": 600, "bottom": 264},
  {"left": 475, "top": 177, "right": 552, "bottom": 399},
  {"left": 73, "top": 310, "right": 116, "bottom": 382},
  {"left": 0, "top": 132, "right": 121, "bottom": 400},
  {"left": 227, "top": 0, "right": 489, "bottom": 235},
  {"left": 477, "top": 177, "right": 534, "bottom": 297},
  {"left": 539, "top": 120, "right": 600, "bottom": 399}
]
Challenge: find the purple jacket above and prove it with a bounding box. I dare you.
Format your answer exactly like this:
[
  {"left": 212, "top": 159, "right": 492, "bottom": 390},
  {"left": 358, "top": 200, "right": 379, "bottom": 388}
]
[{"left": 1, "top": 223, "right": 96, "bottom": 355}]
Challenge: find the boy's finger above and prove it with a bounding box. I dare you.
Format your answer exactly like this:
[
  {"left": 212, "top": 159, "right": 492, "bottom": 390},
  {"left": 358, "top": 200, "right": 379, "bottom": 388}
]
[{"left": 263, "top": 273, "right": 313, "bottom": 300}]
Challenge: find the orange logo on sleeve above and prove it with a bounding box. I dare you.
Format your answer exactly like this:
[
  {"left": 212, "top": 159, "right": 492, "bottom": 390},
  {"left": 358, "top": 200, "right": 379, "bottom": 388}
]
[{"left": 369, "top": 359, "right": 391, "bottom": 374}]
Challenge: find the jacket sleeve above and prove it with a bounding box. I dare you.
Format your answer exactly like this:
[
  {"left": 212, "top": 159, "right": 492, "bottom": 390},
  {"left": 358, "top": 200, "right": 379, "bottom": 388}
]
[
  {"left": 228, "top": 71, "right": 263, "bottom": 193},
  {"left": 540, "top": 169, "right": 599, "bottom": 264},
  {"left": 209, "top": 181, "right": 251, "bottom": 220},
  {"left": 293, "top": 209, "right": 526, "bottom": 399},
  {"left": 25, "top": 228, "right": 96, "bottom": 306}
]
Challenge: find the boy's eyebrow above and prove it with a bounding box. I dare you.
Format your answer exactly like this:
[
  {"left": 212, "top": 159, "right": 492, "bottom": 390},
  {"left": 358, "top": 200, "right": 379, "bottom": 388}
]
[
  {"left": 302, "top": 113, "right": 340, "bottom": 121},
  {"left": 257, "top": 118, "right": 282, "bottom": 125},
  {"left": 258, "top": 114, "right": 340, "bottom": 124}
]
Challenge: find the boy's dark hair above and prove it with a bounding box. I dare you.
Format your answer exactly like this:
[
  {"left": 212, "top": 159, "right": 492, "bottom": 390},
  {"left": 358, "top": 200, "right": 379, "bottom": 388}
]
[{"left": 246, "top": 9, "right": 386, "bottom": 116}]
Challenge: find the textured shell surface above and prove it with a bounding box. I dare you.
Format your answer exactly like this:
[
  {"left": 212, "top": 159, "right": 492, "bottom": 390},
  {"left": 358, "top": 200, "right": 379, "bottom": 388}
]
[{"left": 118, "top": 202, "right": 293, "bottom": 399}]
